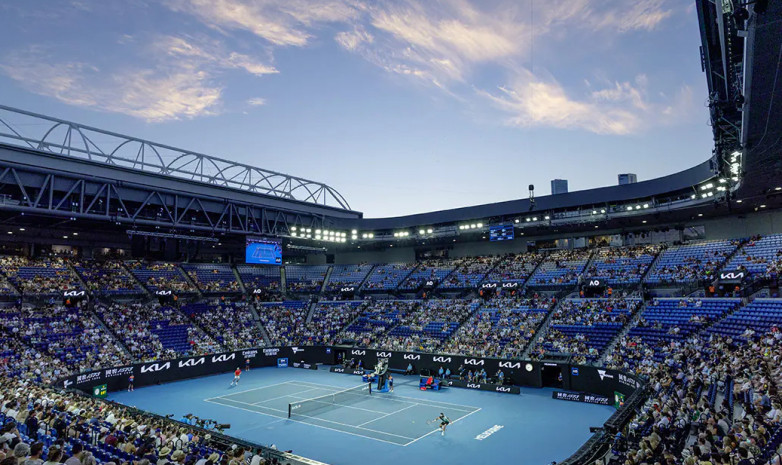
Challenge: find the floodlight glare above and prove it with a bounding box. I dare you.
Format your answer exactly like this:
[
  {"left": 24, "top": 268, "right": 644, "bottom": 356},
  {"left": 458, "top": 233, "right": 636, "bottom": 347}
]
[
  {"left": 419, "top": 229, "right": 425, "bottom": 235},
  {"left": 427, "top": 228, "right": 433, "bottom": 233}
]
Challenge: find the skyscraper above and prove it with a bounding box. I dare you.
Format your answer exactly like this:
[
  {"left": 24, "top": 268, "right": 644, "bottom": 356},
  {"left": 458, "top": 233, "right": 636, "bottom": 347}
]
[{"left": 551, "top": 179, "right": 568, "bottom": 195}]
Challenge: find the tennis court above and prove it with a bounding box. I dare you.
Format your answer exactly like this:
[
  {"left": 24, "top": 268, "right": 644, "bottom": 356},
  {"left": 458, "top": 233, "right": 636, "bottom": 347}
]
[{"left": 205, "top": 380, "right": 480, "bottom": 446}]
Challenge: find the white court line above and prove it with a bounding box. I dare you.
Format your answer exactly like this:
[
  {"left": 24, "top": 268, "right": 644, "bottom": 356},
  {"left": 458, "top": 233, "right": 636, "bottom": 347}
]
[
  {"left": 250, "top": 387, "right": 322, "bottom": 405},
  {"left": 207, "top": 397, "right": 416, "bottom": 440},
  {"left": 287, "top": 380, "right": 480, "bottom": 412},
  {"left": 287, "top": 398, "right": 389, "bottom": 415},
  {"left": 357, "top": 403, "right": 418, "bottom": 427},
  {"left": 403, "top": 407, "right": 482, "bottom": 447},
  {"left": 205, "top": 381, "right": 295, "bottom": 401}
]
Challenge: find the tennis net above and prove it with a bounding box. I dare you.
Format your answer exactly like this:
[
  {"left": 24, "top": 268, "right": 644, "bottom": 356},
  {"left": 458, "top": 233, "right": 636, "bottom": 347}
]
[{"left": 288, "top": 383, "right": 372, "bottom": 418}]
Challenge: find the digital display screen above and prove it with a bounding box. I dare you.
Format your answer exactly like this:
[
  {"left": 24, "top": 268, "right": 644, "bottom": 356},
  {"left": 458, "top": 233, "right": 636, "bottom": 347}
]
[
  {"left": 245, "top": 237, "right": 282, "bottom": 265},
  {"left": 490, "top": 224, "right": 515, "bottom": 242}
]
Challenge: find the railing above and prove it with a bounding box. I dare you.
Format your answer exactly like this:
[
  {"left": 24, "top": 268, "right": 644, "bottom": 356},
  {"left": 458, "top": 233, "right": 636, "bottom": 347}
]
[{"left": 0, "top": 105, "right": 351, "bottom": 210}]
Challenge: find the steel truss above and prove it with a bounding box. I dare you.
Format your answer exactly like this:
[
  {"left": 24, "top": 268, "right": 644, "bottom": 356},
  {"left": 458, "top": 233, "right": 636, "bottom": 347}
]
[
  {"left": 0, "top": 105, "right": 351, "bottom": 210},
  {"left": 0, "top": 162, "right": 330, "bottom": 235}
]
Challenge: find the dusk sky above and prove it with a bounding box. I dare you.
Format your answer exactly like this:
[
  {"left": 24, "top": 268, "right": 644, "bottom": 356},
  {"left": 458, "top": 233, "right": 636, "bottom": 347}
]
[{"left": 0, "top": 0, "right": 711, "bottom": 218}]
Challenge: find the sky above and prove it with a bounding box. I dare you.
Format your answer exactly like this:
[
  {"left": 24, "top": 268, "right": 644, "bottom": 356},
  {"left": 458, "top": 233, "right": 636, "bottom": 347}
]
[{"left": 0, "top": 0, "right": 712, "bottom": 218}]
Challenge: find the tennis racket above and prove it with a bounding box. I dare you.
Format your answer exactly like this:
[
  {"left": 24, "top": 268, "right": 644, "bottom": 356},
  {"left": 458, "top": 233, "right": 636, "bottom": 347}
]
[{"left": 426, "top": 419, "right": 435, "bottom": 425}]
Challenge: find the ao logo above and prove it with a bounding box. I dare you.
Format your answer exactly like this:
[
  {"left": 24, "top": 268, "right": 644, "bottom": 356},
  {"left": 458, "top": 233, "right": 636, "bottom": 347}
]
[
  {"left": 495, "top": 386, "right": 511, "bottom": 393},
  {"left": 464, "top": 359, "right": 484, "bottom": 366},
  {"left": 64, "top": 380, "right": 73, "bottom": 388},
  {"left": 432, "top": 356, "right": 451, "bottom": 363},
  {"left": 212, "top": 354, "right": 236, "bottom": 363},
  {"left": 140, "top": 362, "right": 171, "bottom": 373},
  {"left": 498, "top": 361, "right": 521, "bottom": 369},
  {"left": 425, "top": 280, "right": 434, "bottom": 286},
  {"left": 252, "top": 289, "right": 264, "bottom": 294},
  {"left": 467, "top": 383, "right": 481, "bottom": 389},
  {"left": 178, "top": 357, "right": 205, "bottom": 368},
  {"left": 351, "top": 349, "right": 366, "bottom": 356},
  {"left": 589, "top": 280, "right": 601, "bottom": 286},
  {"left": 403, "top": 354, "right": 420, "bottom": 360},
  {"left": 377, "top": 352, "right": 392, "bottom": 358}
]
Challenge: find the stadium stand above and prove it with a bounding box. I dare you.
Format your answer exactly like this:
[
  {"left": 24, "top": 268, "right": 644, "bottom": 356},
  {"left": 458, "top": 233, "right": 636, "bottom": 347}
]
[
  {"left": 125, "top": 262, "right": 197, "bottom": 294},
  {"left": 324, "top": 264, "right": 373, "bottom": 292},
  {"left": 182, "top": 302, "right": 265, "bottom": 350},
  {"left": 586, "top": 245, "right": 660, "bottom": 285},
  {"left": 705, "top": 298, "right": 782, "bottom": 342},
  {"left": 529, "top": 250, "right": 591, "bottom": 286},
  {"left": 338, "top": 299, "right": 419, "bottom": 347},
  {"left": 72, "top": 260, "right": 142, "bottom": 296},
  {"left": 441, "top": 296, "right": 553, "bottom": 359},
  {"left": 644, "top": 239, "right": 739, "bottom": 285},
  {"left": 255, "top": 301, "right": 308, "bottom": 346},
  {"left": 398, "top": 259, "right": 458, "bottom": 291},
  {"left": 0, "top": 256, "right": 83, "bottom": 296},
  {"left": 236, "top": 265, "right": 281, "bottom": 294},
  {"left": 485, "top": 252, "right": 545, "bottom": 284},
  {"left": 285, "top": 265, "right": 329, "bottom": 293},
  {"left": 725, "top": 234, "right": 782, "bottom": 279},
  {"left": 373, "top": 299, "right": 479, "bottom": 352},
  {"left": 298, "top": 301, "right": 366, "bottom": 345},
  {"left": 439, "top": 256, "right": 498, "bottom": 289},
  {"left": 535, "top": 298, "right": 640, "bottom": 364},
  {"left": 361, "top": 263, "right": 417, "bottom": 291},
  {"left": 181, "top": 263, "right": 240, "bottom": 293}
]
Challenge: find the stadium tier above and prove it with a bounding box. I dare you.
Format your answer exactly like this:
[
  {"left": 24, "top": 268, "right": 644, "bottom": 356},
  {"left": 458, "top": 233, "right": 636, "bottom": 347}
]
[
  {"left": 530, "top": 250, "right": 591, "bottom": 287},
  {"left": 125, "top": 261, "right": 197, "bottom": 294},
  {"left": 181, "top": 263, "right": 240, "bottom": 293},
  {"left": 324, "top": 264, "right": 374, "bottom": 291},
  {"left": 285, "top": 265, "right": 329, "bottom": 293},
  {"left": 644, "top": 239, "right": 739, "bottom": 285}
]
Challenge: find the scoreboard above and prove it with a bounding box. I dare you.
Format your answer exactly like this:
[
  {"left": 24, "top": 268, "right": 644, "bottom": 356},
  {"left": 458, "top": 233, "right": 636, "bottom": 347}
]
[{"left": 489, "top": 224, "right": 515, "bottom": 242}]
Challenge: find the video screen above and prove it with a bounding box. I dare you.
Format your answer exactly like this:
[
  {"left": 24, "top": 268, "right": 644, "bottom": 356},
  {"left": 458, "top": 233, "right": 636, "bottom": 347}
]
[
  {"left": 489, "top": 224, "right": 515, "bottom": 242},
  {"left": 245, "top": 237, "right": 282, "bottom": 265}
]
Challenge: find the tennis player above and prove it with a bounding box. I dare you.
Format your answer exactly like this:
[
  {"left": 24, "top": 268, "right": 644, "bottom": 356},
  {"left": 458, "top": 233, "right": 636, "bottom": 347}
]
[
  {"left": 431, "top": 413, "right": 450, "bottom": 435},
  {"left": 230, "top": 367, "right": 241, "bottom": 387}
]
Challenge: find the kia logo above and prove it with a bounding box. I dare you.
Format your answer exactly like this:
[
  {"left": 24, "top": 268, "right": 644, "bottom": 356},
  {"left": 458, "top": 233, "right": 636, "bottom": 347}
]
[
  {"left": 481, "top": 283, "right": 497, "bottom": 289},
  {"left": 140, "top": 362, "right": 170, "bottom": 373},
  {"left": 403, "top": 354, "right": 420, "bottom": 360},
  {"left": 467, "top": 383, "right": 481, "bottom": 389},
  {"left": 63, "top": 290, "right": 85, "bottom": 297},
  {"left": 501, "top": 282, "right": 518, "bottom": 288},
  {"left": 156, "top": 290, "right": 172, "bottom": 296},
  {"left": 498, "top": 361, "right": 521, "bottom": 369},
  {"left": 333, "top": 368, "right": 345, "bottom": 372},
  {"left": 432, "top": 356, "right": 451, "bottom": 363},
  {"left": 211, "top": 354, "right": 236, "bottom": 363},
  {"left": 178, "top": 357, "right": 205, "bottom": 368},
  {"left": 340, "top": 287, "right": 355, "bottom": 292},
  {"left": 377, "top": 352, "right": 392, "bottom": 358},
  {"left": 464, "top": 359, "right": 484, "bottom": 366},
  {"left": 720, "top": 272, "right": 745, "bottom": 280},
  {"left": 351, "top": 349, "right": 366, "bottom": 356},
  {"left": 495, "top": 386, "right": 511, "bottom": 392}
]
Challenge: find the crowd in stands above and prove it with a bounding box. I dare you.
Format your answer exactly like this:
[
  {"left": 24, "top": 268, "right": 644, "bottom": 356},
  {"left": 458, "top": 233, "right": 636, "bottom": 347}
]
[
  {"left": 296, "top": 302, "right": 366, "bottom": 346},
  {"left": 183, "top": 302, "right": 265, "bottom": 351},
  {"left": 440, "top": 257, "right": 497, "bottom": 289},
  {"left": 324, "top": 265, "right": 373, "bottom": 292},
  {"left": 727, "top": 234, "right": 782, "bottom": 280},
  {"left": 125, "top": 263, "right": 196, "bottom": 294},
  {"left": 441, "top": 297, "right": 553, "bottom": 359},
  {"left": 0, "top": 257, "right": 82, "bottom": 296},
  {"left": 399, "top": 260, "right": 456, "bottom": 290},
  {"left": 72, "top": 261, "right": 141, "bottom": 295},
  {"left": 587, "top": 246, "right": 660, "bottom": 285},
  {"left": 531, "top": 250, "right": 590, "bottom": 286},
  {"left": 338, "top": 300, "right": 418, "bottom": 347},
  {"left": 255, "top": 302, "right": 307, "bottom": 346},
  {"left": 645, "top": 240, "right": 739, "bottom": 284},
  {"left": 486, "top": 252, "right": 544, "bottom": 284},
  {"left": 361, "top": 263, "right": 416, "bottom": 291},
  {"left": 0, "top": 377, "right": 284, "bottom": 465},
  {"left": 97, "top": 304, "right": 220, "bottom": 361},
  {"left": 372, "top": 299, "right": 477, "bottom": 352},
  {"left": 284, "top": 266, "right": 328, "bottom": 293},
  {"left": 182, "top": 265, "right": 240, "bottom": 294}
]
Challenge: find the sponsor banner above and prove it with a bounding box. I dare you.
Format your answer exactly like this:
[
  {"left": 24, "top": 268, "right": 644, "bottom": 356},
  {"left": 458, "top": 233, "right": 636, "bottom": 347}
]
[
  {"left": 478, "top": 282, "right": 519, "bottom": 290},
  {"left": 277, "top": 358, "right": 289, "bottom": 368},
  {"left": 292, "top": 362, "right": 318, "bottom": 370},
  {"left": 63, "top": 290, "right": 87, "bottom": 298},
  {"left": 57, "top": 346, "right": 335, "bottom": 394},
  {"left": 446, "top": 379, "right": 520, "bottom": 395},
  {"left": 329, "top": 367, "right": 365, "bottom": 376},
  {"left": 552, "top": 391, "right": 612, "bottom": 406},
  {"left": 719, "top": 271, "right": 745, "bottom": 284},
  {"left": 585, "top": 278, "right": 605, "bottom": 288}
]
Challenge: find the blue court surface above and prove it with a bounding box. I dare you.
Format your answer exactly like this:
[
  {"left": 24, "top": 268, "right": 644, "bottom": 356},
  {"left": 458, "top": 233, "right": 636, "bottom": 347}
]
[{"left": 108, "top": 367, "right": 614, "bottom": 465}]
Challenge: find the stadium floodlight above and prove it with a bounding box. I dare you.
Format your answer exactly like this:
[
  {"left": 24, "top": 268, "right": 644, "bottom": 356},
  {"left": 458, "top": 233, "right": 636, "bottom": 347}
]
[
  {"left": 306, "top": 234, "right": 312, "bottom": 239},
  {"left": 306, "top": 228, "right": 311, "bottom": 233},
  {"left": 393, "top": 232, "right": 399, "bottom": 238},
  {"left": 716, "top": 186, "right": 726, "bottom": 192},
  {"left": 291, "top": 227, "right": 297, "bottom": 231},
  {"left": 643, "top": 204, "right": 649, "bottom": 208},
  {"left": 691, "top": 194, "right": 696, "bottom": 199},
  {"left": 315, "top": 229, "right": 321, "bottom": 234},
  {"left": 63, "top": 235, "right": 68, "bottom": 239},
  {"left": 368, "top": 233, "right": 374, "bottom": 238},
  {"left": 419, "top": 229, "right": 425, "bottom": 235},
  {"left": 592, "top": 210, "right": 597, "bottom": 215},
  {"left": 477, "top": 223, "right": 483, "bottom": 228},
  {"left": 351, "top": 229, "right": 357, "bottom": 234},
  {"left": 719, "top": 178, "right": 727, "bottom": 184},
  {"left": 315, "top": 235, "right": 321, "bottom": 240},
  {"left": 736, "top": 200, "right": 743, "bottom": 203},
  {"left": 700, "top": 183, "right": 714, "bottom": 190},
  {"left": 626, "top": 206, "right": 634, "bottom": 211},
  {"left": 18, "top": 228, "right": 24, "bottom": 231},
  {"left": 544, "top": 216, "right": 550, "bottom": 220},
  {"left": 761, "top": 204, "right": 767, "bottom": 208},
  {"left": 635, "top": 206, "right": 641, "bottom": 210},
  {"left": 707, "top": 192, "right": 714, "bottom": 197},
  {"left": 776, "top": 187, "right": 782, "bottom": 191},
  {"left": 701, "top": 193, "right": 709, "bottom": 198},
  {"left": 532, "top": 217, "right": 537, "bottom": 221},
  {"left": 6, "top": 232, "right": 11, "bottom": 235},
  {"left": 470, "top": 224, "right": 477, "bottom": 229},
  {"left": 526, "top": 218, "right": 531, "bottom": 222},
  {"left": 600, "top": 209, "right": 606, "bottom": 214},
  {"left": 515, "top": 219, "right": 520, "bottom": 223},
  {"left": 73, "top": 232, "right": 78, "bottom": 236},
  {"left": 427, "top": 228, "right": 433, "bottom": 234},
  {"left": 351, "top": 235, "right": 357, "bottom": 240},
  {"left": 361, "top": 233, "right": 367, "bottom": 238}
]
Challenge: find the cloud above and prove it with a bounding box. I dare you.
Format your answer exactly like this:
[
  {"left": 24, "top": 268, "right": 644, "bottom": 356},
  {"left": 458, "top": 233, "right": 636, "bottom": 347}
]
[
  {"left": 160, "top": 36, "right": 278, "bottom": 76},
  {"left": 479, "top": 70, "right": 694, "bottom": 135},
  {"left": 335, "top": 26, "right": 373, "bottom": 51},
  {"left": 165, "top": 0, "right": 361, "bottom": 47},
  {"left": 247, "top": 97, "right": 267, "bottom": 106}
]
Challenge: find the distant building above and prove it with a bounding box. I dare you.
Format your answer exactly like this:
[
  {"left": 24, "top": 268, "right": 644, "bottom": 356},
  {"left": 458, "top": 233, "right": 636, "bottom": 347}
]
[
  {"left": 551, "top": 179, "right": 568, "bottom": 195},
  {"left": 618, "top": 173, "right": 637, "bottom": 185}
]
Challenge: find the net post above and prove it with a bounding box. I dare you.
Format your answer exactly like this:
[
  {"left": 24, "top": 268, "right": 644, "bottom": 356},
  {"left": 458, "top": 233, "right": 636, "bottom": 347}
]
[{"left": 287, "top": 403, "right": 292, "bottom": 418}]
